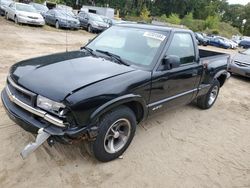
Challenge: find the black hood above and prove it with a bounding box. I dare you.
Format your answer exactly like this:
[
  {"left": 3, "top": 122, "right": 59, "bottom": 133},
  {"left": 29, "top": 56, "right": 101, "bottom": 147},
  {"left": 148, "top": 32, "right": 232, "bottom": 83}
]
[{"left": 10, "top": 51, "right": 135, "bottom": 101}]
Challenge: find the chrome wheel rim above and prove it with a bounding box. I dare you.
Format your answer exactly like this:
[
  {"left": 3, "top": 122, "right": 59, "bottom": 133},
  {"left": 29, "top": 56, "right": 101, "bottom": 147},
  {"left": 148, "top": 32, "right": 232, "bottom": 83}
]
[
  {"left": 14, "top": 17, "right": 18, "bottom": 24},
  {"left": 56, "top": 21, "right": 59, "bottom": 29},
  {"left": 88, "top": 25, "right": 91, "bottom": 32},
  {"left": 208, "top": 85, "right": 219, "bottom": 106},
  {"left": 104, "top": 118, "right": 131, "bottom": 154}
]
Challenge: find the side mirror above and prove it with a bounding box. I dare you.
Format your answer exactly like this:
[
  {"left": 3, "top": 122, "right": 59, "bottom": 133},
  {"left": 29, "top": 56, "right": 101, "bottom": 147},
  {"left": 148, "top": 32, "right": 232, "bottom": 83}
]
[{"left": 162, "top": 55, "right": 181, "bottom": 70}]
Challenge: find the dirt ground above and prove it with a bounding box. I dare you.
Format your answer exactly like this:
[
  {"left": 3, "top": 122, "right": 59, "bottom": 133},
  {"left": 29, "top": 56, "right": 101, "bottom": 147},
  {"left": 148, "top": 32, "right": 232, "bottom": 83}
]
[{"left": 0, "top": 17, "right": 250, "bottom": 188}]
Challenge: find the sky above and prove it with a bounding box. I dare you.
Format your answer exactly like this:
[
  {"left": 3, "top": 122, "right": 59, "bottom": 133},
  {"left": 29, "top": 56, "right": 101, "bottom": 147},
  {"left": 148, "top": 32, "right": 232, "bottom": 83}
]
[{"left": 227, "top": 0, "right": 250, "bottom": 5}]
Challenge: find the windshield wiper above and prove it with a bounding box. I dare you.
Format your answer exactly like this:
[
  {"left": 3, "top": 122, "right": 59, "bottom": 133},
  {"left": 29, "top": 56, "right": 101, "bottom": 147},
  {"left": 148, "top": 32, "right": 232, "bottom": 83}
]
[
  {"left": 81, "top": 46, "right": 95, "bottom": 56},
  {"left": 96, "top": 49, "right": 130, "bottom": 66}
]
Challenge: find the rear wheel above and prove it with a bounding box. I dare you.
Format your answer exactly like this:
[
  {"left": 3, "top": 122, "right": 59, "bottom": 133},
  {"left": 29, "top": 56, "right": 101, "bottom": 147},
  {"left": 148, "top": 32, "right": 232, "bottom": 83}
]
[
  {"left": 197, "top": 79, "right": 220, "bottom": 109},
  {"left": 87, "top": 24, "right": 92, "bottom": 33},
  {"left": 85, "top": 106, "right": 136, "bottom": 162},
  {"left": 55, "top": 21, "right": 60, "bottom": 29}
]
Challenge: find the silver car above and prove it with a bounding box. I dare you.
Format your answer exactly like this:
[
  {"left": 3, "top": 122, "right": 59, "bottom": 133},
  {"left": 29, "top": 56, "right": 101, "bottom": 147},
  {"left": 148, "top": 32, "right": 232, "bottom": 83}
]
[
  {"left": 5, "top": 2, "right": 45, "bottom": 26},
  {"left": 229, "top": 49, "right": 250, "bottom": 78},
  {"left": 0, "top": 0, "right": 13, "bottom": 16}
]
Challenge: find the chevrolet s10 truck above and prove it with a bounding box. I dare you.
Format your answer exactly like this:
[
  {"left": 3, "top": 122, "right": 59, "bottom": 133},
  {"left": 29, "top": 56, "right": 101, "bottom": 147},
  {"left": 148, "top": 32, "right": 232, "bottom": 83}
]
[{"left": 1, "top": 24, "right": 230, "bottom": 162}]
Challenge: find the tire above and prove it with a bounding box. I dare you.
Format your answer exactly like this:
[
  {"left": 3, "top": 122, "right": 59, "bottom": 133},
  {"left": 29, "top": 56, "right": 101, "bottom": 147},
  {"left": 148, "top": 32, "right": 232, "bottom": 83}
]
[
  {"left": 85, "top": 106, "right": 136, "bottom": 162},
  {"left": 5, "top": 13, "right": 9, "bottom": 20},
  {"left": 197, "top": 79, "right": 220, "bottom": 109},
  {"left": 87, "top": 24, "right": 92, "bottom": 33},
  {"left": 14, "top": 16, "right": 19, "bottom": 24},
  {"left": 55, "top": 21, "right": 60, "bottom": 29}
]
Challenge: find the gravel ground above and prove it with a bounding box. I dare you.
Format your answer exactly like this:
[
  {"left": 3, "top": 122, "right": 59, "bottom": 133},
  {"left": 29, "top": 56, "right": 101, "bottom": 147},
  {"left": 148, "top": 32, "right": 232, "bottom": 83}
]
[{"left": 0, "top": 17, "right": 250, "bottom": 188}]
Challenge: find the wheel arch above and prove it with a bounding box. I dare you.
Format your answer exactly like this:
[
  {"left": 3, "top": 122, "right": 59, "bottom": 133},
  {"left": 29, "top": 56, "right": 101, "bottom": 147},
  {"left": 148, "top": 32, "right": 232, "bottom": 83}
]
[
  {"left": 90, "top": 94, "right": 148, "bottom": 125},
  {"left": 214, "top": 70, "right": 228, "bottom": 87}
]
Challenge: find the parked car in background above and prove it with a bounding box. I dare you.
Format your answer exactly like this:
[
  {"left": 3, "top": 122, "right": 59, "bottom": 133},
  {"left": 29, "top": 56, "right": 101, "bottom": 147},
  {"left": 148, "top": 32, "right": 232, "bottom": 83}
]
[
  {"left": 45, "top": 9, "right": 80, "bottom": 29},
  {"left": 218, "top": 37, "right": 238, "bottom": 49},
  {"left": 239, "top": 38, "right": 250, "bottom": 49},
  {"left": 5, "top": 2, "right": 45, "bottom": 26},
  {"left": 194, "top": 32, "right": 208, "bottom": 46},
  {"left": 77, "top": 12, "right": 109, "bottom": 33},
  {"left": 101, "top": 16, "right": 126, "bottom": 27},
  {"left": 0, "top": 0, "right": 13, "bottom": 16},
  {"left": 229, "top": 49, "right": 250, "bottom": 77},
  {"left": 30, "top": 2, "right": 48, "bottom": 18},
  {"left": 208, "top": 37, "right": 231, "bottom": 49}
]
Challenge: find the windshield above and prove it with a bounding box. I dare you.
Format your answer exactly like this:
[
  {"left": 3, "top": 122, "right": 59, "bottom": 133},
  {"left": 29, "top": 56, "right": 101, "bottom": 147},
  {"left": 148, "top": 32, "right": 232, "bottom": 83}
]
[
  {"left": 196, "top": 33, "right": 203, "bottom": 39},
  {"left": 89, "top": 14, "right": 103, "bottom": 22},
  {"left": 87, "top": 26, "right": 168, "bottom": 67},
  {"left": 1, "top": 0, "right": 12, "bottom": 6},
  {"left": 56, "top": 10, "right": 74, "bottom": 17},
  {"left": 16, "top": 4, "right": 37, "bottom": 12},
  {"left": 32, "top": 3, "right": 48, "bottom": 12}
]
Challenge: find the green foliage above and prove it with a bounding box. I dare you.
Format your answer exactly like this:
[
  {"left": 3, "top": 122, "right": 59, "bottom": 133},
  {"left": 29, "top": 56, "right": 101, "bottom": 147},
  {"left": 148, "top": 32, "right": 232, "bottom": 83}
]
[
  {"left": 140, "top": 5, "right": 150, "bottom": 22},
  {"left": 166, "top": 14, "right": 181, "bottom": 25},
  {"left": 204, "top": 15, "right": 220, "bottom": 29}
]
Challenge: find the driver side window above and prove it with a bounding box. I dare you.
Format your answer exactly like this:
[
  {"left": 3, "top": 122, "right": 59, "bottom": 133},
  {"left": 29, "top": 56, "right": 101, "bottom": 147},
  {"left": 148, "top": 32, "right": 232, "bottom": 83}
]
[{"left": 167, "top": 33, "right": 195, "bottom": 65}]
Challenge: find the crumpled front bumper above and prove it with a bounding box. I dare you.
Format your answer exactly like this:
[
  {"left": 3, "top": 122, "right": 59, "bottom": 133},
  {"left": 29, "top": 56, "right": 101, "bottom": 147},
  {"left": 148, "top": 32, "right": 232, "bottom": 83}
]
[{"left": 1, "top": 88, "right": 90, "bottom": 136}]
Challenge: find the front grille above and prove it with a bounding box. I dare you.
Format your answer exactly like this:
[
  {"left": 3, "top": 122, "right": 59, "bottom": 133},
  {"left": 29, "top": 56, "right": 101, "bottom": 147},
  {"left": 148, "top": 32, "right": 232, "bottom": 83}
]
[
  {"left": 7, "top": 77, "right": 36, "bottom": 106},
  {"left": 235, "top": 61, "right": 250, "bottom": 67}
]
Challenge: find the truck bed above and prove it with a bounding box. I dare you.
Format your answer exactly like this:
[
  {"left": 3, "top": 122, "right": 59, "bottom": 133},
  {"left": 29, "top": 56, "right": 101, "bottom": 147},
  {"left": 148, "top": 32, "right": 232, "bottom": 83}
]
[{"left": 199, "top": 49, "right": 229, "bottom": 59}]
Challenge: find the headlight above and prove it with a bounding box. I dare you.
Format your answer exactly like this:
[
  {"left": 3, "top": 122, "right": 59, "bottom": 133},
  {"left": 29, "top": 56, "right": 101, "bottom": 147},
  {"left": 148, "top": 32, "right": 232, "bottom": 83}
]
[{"left": 37, "top": 95, "right": 65, "bottom": 114}]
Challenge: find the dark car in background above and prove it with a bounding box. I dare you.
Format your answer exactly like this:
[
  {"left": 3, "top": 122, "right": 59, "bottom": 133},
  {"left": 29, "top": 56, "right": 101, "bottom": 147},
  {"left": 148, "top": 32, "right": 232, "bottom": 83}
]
[
  {"left": 229, "top": 49, "right": 250, "bottom": 77},
  {"left": 0, "top": 0, "right": 13, "bottom": 16},
  {"left": 30, "top": 2, "right": 48, "bottom": 18},
  {"left": 195, "top": 32, "right": 208, "bottom": 46},
  {"left": 208, "top": 37, "right": 231, "bottom": 49},
  {"left": 239, "top": 38, "right": 250, "bottom": 49},
  {"left": 77, "top": 12, "right": 109, "bottom": 33},
  {"left": 45, "top": 9, "right": 80, "bottom": 29}
]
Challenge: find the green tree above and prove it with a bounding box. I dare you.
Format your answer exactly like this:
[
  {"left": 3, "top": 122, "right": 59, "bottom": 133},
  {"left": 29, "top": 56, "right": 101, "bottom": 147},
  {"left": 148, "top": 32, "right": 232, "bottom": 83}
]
[
  {"left": 204, "top": 15, "right": 220, "bottom": 29},
  {"left": 140, "top": 4, "right": 150, "bottom": 21},
  {"left": 166, "top": 14, "right": 181, "bottom": 24}
]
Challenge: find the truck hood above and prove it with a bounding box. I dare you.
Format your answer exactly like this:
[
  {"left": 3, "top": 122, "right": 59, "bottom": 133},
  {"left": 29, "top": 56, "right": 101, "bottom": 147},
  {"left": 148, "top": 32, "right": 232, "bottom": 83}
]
[{"left": 10, "top": 51, "right": 135, "bottom": 101}]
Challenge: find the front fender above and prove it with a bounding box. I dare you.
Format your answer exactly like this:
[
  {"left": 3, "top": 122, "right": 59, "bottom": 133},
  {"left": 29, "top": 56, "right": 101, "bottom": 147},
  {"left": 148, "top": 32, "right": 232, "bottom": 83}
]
[{"left": 90, "top": 94, "right": 148, "bottom": 124}]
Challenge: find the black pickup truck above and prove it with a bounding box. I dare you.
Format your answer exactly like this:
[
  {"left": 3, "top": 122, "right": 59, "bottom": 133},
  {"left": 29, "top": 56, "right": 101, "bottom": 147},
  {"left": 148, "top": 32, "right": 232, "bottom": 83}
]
[{"left": 1, "top": 24, "right": 230, "bottom": 162}]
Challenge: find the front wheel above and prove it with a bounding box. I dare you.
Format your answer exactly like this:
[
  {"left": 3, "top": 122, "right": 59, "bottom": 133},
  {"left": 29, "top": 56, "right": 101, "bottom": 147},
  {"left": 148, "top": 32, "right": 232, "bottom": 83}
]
[
  {"left": 14, "top": 16, "right": 19, "bottom": 24},
  {"left": 85, "top": 106, "right": 136, "bottom": 162},
  {"left": 197, "top": 79, "right": 220, "bottom": 109}
]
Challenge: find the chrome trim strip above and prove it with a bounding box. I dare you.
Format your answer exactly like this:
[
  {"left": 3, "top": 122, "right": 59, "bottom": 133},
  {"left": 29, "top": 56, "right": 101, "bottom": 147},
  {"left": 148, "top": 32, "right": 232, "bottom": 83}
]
[
  {"left": 147, "top": 88, "right": 198, "bottom": 108},
  {"left": 6, "top": 86, "right": 65, "bottom": 128},
  {"left": 7, "top": 76, "right": 35, "bottom": 96}
]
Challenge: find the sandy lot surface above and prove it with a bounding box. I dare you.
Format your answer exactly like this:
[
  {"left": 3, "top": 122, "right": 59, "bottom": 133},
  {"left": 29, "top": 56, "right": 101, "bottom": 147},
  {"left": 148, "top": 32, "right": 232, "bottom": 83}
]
[{"left": 0, "top": 17, "right": 250, "bottom": 188}]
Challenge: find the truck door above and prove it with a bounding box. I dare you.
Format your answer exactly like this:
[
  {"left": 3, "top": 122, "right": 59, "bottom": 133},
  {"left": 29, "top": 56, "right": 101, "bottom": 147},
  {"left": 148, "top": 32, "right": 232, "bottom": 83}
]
[{"left": 148, "top": 32, "right": 202, "bottom": 114}]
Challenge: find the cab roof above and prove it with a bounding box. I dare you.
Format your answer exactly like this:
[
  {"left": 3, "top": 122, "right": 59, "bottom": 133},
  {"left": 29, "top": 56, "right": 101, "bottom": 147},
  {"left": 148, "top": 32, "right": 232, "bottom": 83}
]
[{"left": 118, "top": 23, "right": 192, "bottom": 33}]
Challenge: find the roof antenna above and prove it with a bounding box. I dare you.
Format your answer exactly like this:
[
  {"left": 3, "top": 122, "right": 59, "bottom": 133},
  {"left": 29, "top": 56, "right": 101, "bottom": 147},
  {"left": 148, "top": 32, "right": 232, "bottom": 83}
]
[{"left": 65, "top": 3, "right": 68, "bottom": 52}]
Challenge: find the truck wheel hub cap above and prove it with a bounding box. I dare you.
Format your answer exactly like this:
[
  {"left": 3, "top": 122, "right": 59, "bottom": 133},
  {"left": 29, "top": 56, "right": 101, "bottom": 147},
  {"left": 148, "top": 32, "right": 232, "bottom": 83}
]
[
  {"left": 104, "top": 118, "right": 131, "bottom": 154},
  {"left": 208, "top": 85, "right": 218, "bottom": 106}
]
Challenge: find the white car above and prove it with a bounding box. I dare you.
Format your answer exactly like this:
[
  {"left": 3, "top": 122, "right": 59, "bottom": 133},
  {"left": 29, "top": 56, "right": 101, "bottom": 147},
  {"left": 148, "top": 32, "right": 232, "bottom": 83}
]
[{"left": 5, "top": 2, "right": 45, "bottom": 26}]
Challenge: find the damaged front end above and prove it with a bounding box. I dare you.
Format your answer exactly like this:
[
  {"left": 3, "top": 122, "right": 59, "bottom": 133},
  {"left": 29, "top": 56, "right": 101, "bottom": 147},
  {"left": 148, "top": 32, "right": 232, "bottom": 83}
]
[{"left": 1, "top": 77, "right": 98, "bottom": 158}]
